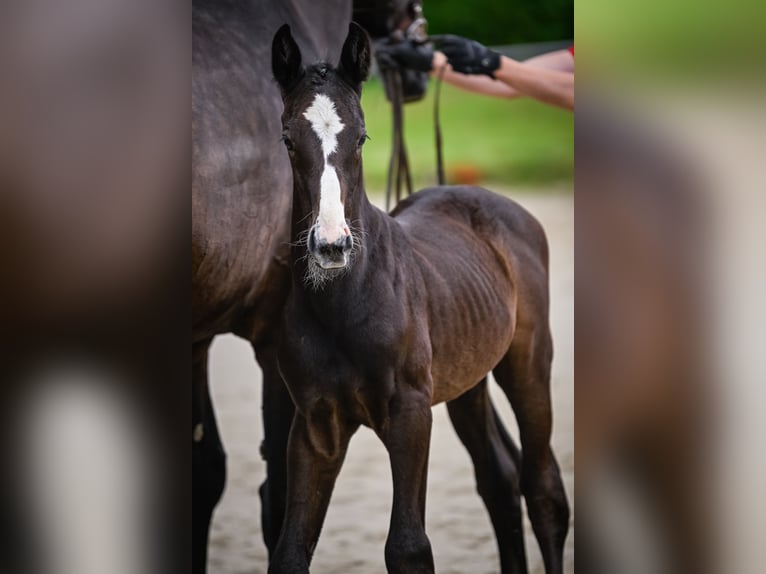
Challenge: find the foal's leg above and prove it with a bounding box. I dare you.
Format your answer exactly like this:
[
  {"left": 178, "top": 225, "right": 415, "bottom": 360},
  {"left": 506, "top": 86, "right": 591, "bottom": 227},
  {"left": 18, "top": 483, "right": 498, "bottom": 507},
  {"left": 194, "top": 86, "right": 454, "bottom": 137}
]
[
  {"left": 493, "top": 328, "right": 570, "bottom": 574},
  {"left": 447, "top": 378, "right": 528, "bottom": 574},
  {"left": 254, "top": 341, "right": 295, "bottom": 556},
  {"left": 382, "top": 390, "right": 435, "bottom": 574},
  {"left": 269, "top": 405, "right": 358, "bottom": 574},
  {"left": 192, "top": 338, "right": 226, "bottom": 574}
]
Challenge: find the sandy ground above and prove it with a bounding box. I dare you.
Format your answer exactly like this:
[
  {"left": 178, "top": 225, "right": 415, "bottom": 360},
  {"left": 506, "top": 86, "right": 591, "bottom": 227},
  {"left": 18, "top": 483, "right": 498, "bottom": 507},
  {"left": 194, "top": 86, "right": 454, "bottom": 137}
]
[{"left": 207, "top": 190, "right": 574, "bottom": 573}]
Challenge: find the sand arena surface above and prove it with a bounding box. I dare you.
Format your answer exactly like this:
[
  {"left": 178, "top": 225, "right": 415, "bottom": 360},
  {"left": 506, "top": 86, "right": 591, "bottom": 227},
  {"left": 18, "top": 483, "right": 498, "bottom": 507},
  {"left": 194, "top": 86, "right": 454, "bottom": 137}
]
[{"left": 207, "top": 191, "right": 574, "bottom": 573}]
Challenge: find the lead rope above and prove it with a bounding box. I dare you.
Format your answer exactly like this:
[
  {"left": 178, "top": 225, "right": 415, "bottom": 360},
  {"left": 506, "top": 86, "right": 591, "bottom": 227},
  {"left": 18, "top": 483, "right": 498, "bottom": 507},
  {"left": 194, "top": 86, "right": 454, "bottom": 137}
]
[
  {"left": 384, "top": 58, "right": 446, "bottom": 210},
  {"left": 393, "top": 71, "right": 413, "bottom": 206},
  {"left": 384, "top": 68, "right": 397, "bottom": 211},
  {"left": 384, "top": 68, "right": 413, "bottom": 212},
  {"left": 433, "top": 63, "right": 446, "bottom": 186}
]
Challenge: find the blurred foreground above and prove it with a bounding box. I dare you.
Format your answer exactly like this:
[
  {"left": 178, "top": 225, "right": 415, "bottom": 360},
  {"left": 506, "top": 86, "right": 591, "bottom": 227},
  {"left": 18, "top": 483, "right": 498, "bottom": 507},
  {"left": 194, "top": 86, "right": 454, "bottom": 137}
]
[
  {"left": 0, "top": 0, "right": 189, "bottom": 572},
  {"left": 575, "top": 0, "right": 766, "bottom": 570}
]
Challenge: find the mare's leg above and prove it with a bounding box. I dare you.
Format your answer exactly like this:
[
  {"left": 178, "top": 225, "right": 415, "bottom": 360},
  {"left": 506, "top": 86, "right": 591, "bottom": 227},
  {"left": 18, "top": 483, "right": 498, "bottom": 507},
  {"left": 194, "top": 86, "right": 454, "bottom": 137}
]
[
  {"left": 383, "top": 389, "right": 435, "bottom": 574},
  {"left": 493, "top": 328, "right": 570, "bottom": 574},
  {"left": 447, "top": 378, "right": 528, "bottom": 574},
  {"left": 192, "top": 338, "right": 226, "bottom": 574},
  {"left": 254, "top": 341, "right": 295, "bottom": 556},
  {"left": 268, "top": 404, "right": 358, "bottom": 574}
]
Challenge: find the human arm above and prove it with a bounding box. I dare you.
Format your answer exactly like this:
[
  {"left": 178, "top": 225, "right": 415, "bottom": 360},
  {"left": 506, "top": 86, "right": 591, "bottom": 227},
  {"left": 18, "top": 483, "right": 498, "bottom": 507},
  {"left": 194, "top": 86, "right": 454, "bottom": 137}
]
[
  {"left": 374, "top": 38, "right": 574, "bottom": 109},
  {"left": 491, "top": 53, "right": 574, "bottom": 109},
  {"left": 435, "top": 36, "right": 574, "bottom": 110},
  {"left": 430, "top": 51, "right": 524, "bottom": 99},
  {"left": 433, "top": 48, "right": 574, "bottom": 102}
]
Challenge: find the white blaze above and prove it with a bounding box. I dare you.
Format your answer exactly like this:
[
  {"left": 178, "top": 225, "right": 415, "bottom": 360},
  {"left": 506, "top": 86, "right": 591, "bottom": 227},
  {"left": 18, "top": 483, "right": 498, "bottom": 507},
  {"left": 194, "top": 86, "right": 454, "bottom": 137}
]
[{"left": 303, "top": 93, "right": 349, "bottom": 243}]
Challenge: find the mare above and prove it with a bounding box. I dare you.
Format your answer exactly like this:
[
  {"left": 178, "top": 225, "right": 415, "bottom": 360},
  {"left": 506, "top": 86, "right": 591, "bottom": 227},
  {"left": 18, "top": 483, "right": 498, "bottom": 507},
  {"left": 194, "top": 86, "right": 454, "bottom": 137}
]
[
  {"left": 269, "top": 23, "right": 570, "bottom": 574},
  {"left": 192, "top": 1, "right": 420, "bottom": 571}
]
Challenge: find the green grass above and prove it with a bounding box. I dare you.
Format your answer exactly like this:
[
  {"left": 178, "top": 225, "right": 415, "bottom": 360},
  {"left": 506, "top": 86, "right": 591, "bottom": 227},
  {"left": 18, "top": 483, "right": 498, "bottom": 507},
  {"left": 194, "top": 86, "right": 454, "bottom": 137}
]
[{"left": 360, "top": 77, "right": 573, "bottom": 193}]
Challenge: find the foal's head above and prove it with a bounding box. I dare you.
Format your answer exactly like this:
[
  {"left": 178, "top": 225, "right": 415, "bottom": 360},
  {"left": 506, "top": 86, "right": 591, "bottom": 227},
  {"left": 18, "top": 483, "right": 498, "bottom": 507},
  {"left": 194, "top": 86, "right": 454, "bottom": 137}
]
[{"left": 272, "top": 23, "right": 371, "bottom": 282}]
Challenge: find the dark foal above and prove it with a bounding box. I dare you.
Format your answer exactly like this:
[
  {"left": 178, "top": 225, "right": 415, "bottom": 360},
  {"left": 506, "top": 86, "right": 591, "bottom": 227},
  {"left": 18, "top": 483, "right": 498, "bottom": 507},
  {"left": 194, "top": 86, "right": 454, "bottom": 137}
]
[{"left": 270, "top": 23, "right": 569, "bottom": 574}]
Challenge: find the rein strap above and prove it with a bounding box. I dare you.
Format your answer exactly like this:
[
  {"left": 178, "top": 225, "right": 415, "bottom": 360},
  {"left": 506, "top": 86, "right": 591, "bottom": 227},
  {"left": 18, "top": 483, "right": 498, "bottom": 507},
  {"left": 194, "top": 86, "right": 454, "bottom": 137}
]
[{"left": 383, "top": 63, "right": 446, "bottom": 211}]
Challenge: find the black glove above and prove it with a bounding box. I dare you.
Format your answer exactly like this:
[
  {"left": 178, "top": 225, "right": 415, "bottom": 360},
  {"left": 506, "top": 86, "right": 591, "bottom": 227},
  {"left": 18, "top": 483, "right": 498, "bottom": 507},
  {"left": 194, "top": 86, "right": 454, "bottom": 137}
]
[
  {"left": 433, "top": 34, "right": 501, "bottom": 78},
  {"left": 375, "top": 39, "right": 434, "bottom": 73}
]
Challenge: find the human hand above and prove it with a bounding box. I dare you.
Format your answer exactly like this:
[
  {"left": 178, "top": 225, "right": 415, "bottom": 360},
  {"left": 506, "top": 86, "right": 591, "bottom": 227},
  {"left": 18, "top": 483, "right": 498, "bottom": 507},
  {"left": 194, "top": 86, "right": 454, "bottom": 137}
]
[
  {"left": 375, "top": 39, "right": 434, "bottom": 73},
  {"left": 432, "top": 35, "right": 501, "bottom": 78}
]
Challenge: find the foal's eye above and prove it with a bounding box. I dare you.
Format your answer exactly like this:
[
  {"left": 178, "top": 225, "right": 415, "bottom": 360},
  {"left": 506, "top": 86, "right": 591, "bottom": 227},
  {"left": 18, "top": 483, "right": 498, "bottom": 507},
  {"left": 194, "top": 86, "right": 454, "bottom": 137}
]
[
  {"left": 281, "top": 134, "right": 295, "bottom": 152},
  {"left": 357, "top": 134, "right": 369, "bottom": 148}
]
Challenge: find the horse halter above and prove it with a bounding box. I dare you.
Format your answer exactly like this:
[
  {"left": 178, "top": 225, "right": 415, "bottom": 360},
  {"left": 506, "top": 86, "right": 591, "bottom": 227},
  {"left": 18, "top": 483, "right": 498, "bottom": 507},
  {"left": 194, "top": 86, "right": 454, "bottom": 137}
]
[
  {"left": 403, "top": 1, "right": 427, "bottom": 43},
  {"left": 374, "top": 0, "right": 445, "bottom": 211},
  {"left": 377, "top": 1, "right": 429, "bottom": 104}
]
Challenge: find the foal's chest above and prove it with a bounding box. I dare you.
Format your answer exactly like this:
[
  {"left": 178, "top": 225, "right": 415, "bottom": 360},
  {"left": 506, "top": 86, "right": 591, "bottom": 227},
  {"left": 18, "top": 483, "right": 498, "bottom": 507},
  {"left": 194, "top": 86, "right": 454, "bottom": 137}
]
[{"left": 278, "top": 305, "right": 404, "bottom": 421}]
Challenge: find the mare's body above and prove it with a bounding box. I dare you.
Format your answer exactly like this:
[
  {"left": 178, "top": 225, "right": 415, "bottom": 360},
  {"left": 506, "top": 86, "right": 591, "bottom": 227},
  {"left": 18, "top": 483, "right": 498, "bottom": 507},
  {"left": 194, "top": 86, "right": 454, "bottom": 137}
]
[{"left": 270, "top": 23, "right": 569, "bottom": 574}]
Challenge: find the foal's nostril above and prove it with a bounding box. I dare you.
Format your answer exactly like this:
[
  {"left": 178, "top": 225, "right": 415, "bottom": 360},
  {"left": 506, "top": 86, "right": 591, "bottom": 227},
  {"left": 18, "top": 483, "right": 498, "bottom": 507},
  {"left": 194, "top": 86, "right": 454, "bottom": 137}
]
[
  {"left": 318, "top": 239, "right": 345, "bottom": 257},
  {"left": 308, "top": 226, "right": 318, "bottom": 252},
  {"left": 342, "top": 234, "right": 353, "bottom": 252}
]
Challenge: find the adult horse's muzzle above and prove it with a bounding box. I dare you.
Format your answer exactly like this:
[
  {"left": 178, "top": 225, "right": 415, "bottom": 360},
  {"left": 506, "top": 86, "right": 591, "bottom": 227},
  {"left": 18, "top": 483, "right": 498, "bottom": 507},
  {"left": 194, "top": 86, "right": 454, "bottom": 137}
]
[{"left": 308, "top": 224, "right": 353, "bottom": 269}]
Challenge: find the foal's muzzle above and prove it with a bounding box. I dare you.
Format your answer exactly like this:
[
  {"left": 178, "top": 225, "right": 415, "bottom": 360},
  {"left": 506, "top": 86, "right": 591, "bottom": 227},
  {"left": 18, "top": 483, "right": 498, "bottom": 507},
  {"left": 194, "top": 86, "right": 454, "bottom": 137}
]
[{"left": 308, "top": 225, "right": 353, "bottom": 270}]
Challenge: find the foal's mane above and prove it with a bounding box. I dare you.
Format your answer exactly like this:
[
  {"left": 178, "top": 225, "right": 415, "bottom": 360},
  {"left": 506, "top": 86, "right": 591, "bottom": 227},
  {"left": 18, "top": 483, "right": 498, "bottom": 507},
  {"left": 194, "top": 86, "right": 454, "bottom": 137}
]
[
  {"left": 285, "top": 62, "right": 363, "bottom": 101},
  {"left": 306, "top": 63, "right": 331, "bottom": 84}
]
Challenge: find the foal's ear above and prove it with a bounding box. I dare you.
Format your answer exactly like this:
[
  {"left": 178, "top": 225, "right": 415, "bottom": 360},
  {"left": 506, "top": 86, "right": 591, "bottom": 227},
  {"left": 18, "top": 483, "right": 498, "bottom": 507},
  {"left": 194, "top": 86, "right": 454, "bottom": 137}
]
[
  {"left": 272, "top": 24, "right": 303, "bottom": 96},
  {"left": 338, "top": 22, "right": 371, "bottom": 94}
]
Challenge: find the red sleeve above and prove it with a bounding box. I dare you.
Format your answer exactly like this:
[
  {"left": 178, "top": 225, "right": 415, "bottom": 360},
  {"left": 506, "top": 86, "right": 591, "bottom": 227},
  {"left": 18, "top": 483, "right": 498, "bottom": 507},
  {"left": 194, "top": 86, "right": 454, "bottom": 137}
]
[{"left": 568, "top": 44, "right": 574, "bottom": 57}]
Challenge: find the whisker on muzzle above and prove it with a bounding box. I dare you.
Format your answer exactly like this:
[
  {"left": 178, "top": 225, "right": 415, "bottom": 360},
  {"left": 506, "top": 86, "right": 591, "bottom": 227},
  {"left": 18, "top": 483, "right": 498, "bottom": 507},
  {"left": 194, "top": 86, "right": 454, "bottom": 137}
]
[{"left": 288, "top": 228, "right": 312, "bottom": 248}]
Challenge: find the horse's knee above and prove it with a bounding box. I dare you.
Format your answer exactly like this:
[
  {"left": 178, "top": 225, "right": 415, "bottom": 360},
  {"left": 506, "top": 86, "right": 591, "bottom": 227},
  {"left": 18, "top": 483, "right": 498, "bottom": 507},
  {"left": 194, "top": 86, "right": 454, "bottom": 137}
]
[
  {"left": 193, "top": 439, "right": 226, "bottom": 513},
  {"left": 385, "top": 529, "right": 434, "bottom": 574},
  {"left": 477, "top": 460, "right": 522, "bottom": 506},
  {"left": 192, "top": 440, "right": 226, "bottom": 574},
  {"left": 259, "top": 477, "right": 284, "bottom": 555},
  {"left": 523, "top": 461, "right": 569, "bottom": 537},
  {"left": 543, "top": 479, "right": 570, "bottom": 540},
  {"left": 553, "top": 483, "right": 571, "bottom": 539}
]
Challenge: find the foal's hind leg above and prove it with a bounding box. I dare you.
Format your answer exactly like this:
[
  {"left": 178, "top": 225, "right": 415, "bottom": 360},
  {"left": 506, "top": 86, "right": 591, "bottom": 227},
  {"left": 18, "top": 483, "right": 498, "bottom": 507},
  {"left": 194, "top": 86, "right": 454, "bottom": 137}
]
[
  {"left": 192, "top": 338, "right": 226, "bottom": 574},
  {"left": 493, "top": 329, "right": 570, "bottom": 574},
  {"left": 447, "top": 378, "right": 528, "bottom": 574}
]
